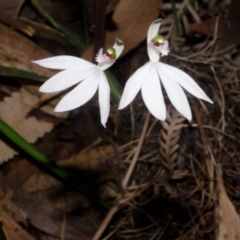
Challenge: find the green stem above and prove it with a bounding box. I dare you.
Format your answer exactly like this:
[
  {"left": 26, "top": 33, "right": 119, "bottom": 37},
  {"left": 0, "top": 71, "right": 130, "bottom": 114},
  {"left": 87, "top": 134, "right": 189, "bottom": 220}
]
[{"left": 105, "top": 70, "right": 123, "bottom": 103}]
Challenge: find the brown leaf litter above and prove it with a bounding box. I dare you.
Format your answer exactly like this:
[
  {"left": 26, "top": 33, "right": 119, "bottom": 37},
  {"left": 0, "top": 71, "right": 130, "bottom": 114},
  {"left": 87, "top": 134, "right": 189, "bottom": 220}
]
[
  {"left": 0, "top": 88, "right": 67, "bottom": 162},
  {"left": 1, "top": 0, "right": 240, "bottom": 239},
  {"left": 216, "top": 165, "right": 240, "bottom": 240},
  {"left": 0, "top": 22, "right": 68, "bottom": 163}
]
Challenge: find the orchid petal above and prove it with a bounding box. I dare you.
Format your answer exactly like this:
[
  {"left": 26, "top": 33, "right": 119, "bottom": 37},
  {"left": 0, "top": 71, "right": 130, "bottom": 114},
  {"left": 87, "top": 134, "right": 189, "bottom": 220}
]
[
  {"left": 141, "top": 64, "right": 166, "bottom": 120},
  {"left": 147, "top": 19, "right": 162, "bottom": 63},
  {"left": 98, "top": 38, "right": 124, "bottom": 71},
  {"left": 157, "top": 63, "right": 192, "bottom": 121},
  {"left": 40, "top": 67, "right": 98, "bottom": 93},
  {"left": 160, "top": 63, "right": 213, "bottom": 103},
  {"left": 118, "top": 62, "right": 152, "bottom": 109},
  {"left": 95, "top": 48, "right": 104, "bottom": 63},
  {"left": 147, "top": 44, "right": 160, "bottom": 63},
  {"left": 147, "top": 19, "right": 162, "bottom": 43},
  {"left": 159, "top": 40, "right": 170, "bottom": 56},
  {"left": 33, "top": 56, "right": 95, "bottom": 70},
  {"left": 95, "top": 48, "right": 113, "bottom": 64},
  {"left": 98, "top": 60, "right": 115, "bottom": 71},
  {"left": 113, "top": 38, "right": 124, "bottom": 58},
  {"left": 54, "top": 70, "right": 100, "bottom": 112},
  {"left": 98, "top": 72, "right": 110, "bottom": 127}
]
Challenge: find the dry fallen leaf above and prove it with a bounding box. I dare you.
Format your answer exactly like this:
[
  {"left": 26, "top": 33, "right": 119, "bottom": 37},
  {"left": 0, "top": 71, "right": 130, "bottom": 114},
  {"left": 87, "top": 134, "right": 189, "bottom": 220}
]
[
  {"left": 106, "top": 0, "right": 120, "bottom": 15},
  {"left": 2, "top": 200, "right": 28, "bottom": 225},
  {"left": 19, "top": 144, "right": 118, "bottom": 213},
  {"left": 0, "top": 88, "right": 67, "bottom": 163},
  {"left": 0, "top": 23, "right": 69, "bottom": 163},
  {"left": 82, "top": 0, "right": 161, "bottom": 61},
  {"left": 11, "top": 190, "right": 95, "bottom": 240},
  {"left": 6, "top": 156, "right": 97, "bottom": 239},
  {"left": 216, "top": 165, "right": 240, "bottom": 240},
  {"left": 0, "top": 23, "right": 53, "bottom": 77},
  {"left": 58, "top": 144, "right": 116, "bottom": 171},
  {"left": 21, "top": 144, "right": 117, "bottom": 194},
  {"left": 40, "top": 234, "right": 60, "bottom": 240},
  {"left": 0, "top": 0, "right": 19, "bottom": 16},
  {"left": 10, "top": 144, "right": 116, "bottom": 239},
  {"left": 0, "top": 207, "right": 36, "bottom": 240}
]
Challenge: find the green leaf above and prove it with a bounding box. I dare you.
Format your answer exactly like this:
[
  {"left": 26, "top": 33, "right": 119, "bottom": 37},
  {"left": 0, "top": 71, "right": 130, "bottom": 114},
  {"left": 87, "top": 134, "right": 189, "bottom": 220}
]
[{"left": 0, "top": 66, "right": 47, "bottom": 82}]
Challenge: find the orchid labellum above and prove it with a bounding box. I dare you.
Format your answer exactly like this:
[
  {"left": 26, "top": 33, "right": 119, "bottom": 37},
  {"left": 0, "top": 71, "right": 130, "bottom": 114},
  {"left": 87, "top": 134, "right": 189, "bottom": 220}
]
[
  {"left": 118, "top": 19, "right": 213, "bottom": 121},
  {"left": 33, "top": 39, "right": 124, "bottom": 127}
]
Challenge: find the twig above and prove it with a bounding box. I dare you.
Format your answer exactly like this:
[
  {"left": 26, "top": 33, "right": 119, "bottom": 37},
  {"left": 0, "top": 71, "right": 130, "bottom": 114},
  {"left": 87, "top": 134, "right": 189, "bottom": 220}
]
[
  {"left": 210, "top": 66, "right": 226, "bottom": 132},
  {"left": 60, "top": 196, "right": 66, "bottom": 240},
  {"left": 92, "top": 203, "right": 121, "bottom": 240},
  {"left": 92, "top": 183, "right": 151, "bottom": 240},
  {"left": 130, "top": 104, "right": 135, "bottom": 141},
  {"left": 193, "top": 108, "right": 215, "bottom": 205},
  {"left": 189, "top": 124, "right": 240, "bottom": 144},
  {"left": 122, "top": 111, "right": 151, "bottom": 189}
]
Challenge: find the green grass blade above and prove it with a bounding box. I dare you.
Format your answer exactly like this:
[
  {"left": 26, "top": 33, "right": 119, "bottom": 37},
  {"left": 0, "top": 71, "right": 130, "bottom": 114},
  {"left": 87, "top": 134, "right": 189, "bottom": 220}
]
[
  {"left": 30, "top": 0, "right": 86, "bottom": 51},
  {"left": 0, "top": 66, "right": 47, "bottom": 82}
]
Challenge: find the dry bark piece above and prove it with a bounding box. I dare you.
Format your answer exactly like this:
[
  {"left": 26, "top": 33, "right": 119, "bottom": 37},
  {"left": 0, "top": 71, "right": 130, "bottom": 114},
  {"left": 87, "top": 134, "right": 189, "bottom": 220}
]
[
  {"left": 82, "top": 0, "right": 161, "bottom": 61},
  {"left": 216, "top": 165, "right": 240, "bottom": 240},
  {"left": 159, "top": 107, "right": 185, "bottom": 172}
]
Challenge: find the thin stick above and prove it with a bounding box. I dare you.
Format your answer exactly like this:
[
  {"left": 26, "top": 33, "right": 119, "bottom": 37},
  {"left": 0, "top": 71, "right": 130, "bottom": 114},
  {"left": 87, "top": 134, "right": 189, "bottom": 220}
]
[
  {"left": 193, "top": 108, "right": 214, "bottom": 205},
  {"left": 92, "top": 204, "right": 120, "bottom": 240},
  {"left": 122, "top": 111, "right": 151, "bottom": 189}
]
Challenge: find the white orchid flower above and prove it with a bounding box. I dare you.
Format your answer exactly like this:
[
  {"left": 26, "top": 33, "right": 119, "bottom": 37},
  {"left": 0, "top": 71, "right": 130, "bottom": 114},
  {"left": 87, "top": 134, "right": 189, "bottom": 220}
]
[
  {"left": 118, "top": 19, "right": 213, "bottom": 121},
  {"left": 33, "top": 39, "right": 124, "bottom": 127}
]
